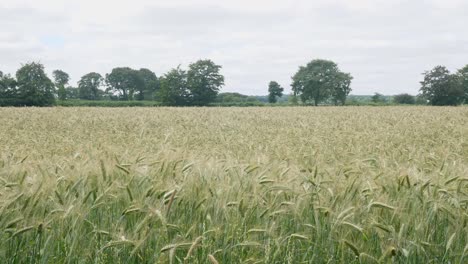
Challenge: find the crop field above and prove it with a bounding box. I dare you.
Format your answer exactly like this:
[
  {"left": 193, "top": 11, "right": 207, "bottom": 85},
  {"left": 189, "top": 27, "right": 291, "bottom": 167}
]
[{"left": 0, "top": 107, "right": 467, "bottom": 263}]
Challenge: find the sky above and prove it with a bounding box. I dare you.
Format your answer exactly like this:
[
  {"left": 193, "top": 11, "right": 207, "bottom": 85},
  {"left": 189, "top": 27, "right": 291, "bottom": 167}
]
[{"left": 0, "top": 0, "right": 467, "bottom": 95}]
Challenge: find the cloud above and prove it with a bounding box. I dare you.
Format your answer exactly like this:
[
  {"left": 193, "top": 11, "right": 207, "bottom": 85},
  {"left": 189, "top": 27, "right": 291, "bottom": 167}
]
[{"left": 0, "top": 0, "right": 467, "bottom": 95}]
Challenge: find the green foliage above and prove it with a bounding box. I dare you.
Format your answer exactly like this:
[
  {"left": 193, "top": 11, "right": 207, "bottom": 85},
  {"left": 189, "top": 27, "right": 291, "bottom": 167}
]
[
  {"left": 57, "top": 99, "right": 161, "bottom": 107},
  {"left": 457, "top": 64, "right": 468, "bottom": 103},
  {"left": 292, "top": 59, "right": 352, "bottom": 106},
  {"left": 158, "top": 61, "right": 224, "bottom": 106},
  {"left": 15, "top": 62, "right": 55, "bottom": 106},
  {"left": 415, "top": 95, "right": 428, "bottom": 105},
  {"left": 57, "top": 86, "right": 67, "bottom": 101},
  {"left": 53, "top": 70, "right": 70, "bottom": 100},
  {"left": 331, "top": 72, "right": 353, "bottom": 105},
  {"left": 66, "top": 86, "right": 80, "bottom": 99},
  {"left": 215, "top": 93, "right": 263, "bottom": 106},
  {"left": 371, "top": 93, "right": 386, "bottom": 103},
  {"left": 78, "top": 72, "right": 104, "bottom": 100},
  {"left": 420, "top": 66, "right": 465, "bottom": 106},
  {"left": 159, "top": 67, "right": 190, "bottom": 106},
  {"left": 216, "top": 92, "right": 250, "bottom": 103},
  {"left": 105, "top": 67, "right": 141, "bottom": 100},
  {"left": 393, "top": 93, "right": 415, "bottom": 104},
  {"left": 288, "top": 94, "right": 298, "bottom": 105},
  {"left": 0, "top": 71, "right": 17, "bottom": 99},
  {"left": 3, "top": 60, "right": 468, "bottom": 108},
  {"left": 136, "top": 68, "right": 159, "bottom": 101},
  {"left": 187, "top": 59, "right": 224, "bottom": 106},
  {"left": 0, "top": 72, "right": 23, "bottom": 106},
  {"left": 267, "top": 81, "right": 284, "bottom": 103}
]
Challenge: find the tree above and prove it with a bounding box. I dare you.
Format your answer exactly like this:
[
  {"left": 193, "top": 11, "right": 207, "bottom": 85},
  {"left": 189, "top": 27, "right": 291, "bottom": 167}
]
[
  {"left": 415, "top": 95, "right": 427, "bottom": 105},
  {"left": 0, "top": 71, "right": 19, "bottom": 106},
  {"left": 268, "top": 81, "right": 284, "bottom": 103},
  {"left": 187, "top": 59, "right": 224, "bottom": 106},
  {"left": 105, "top": 67, "right": 141, "bottom": 100},
  {"left": 420, "top": 66, "right": 464, "bottom": 106},
  {"left": 371, "top": 93, "right": 386, "bottom": 103},
  {"left": 331, "top": 72, "right": 353, "bottom": 105},
  {"left": 136, "top": 68, "right": 159, "bottom": 101},
  {"left": 0, "top": 71, "right": 17, "bottom": 98},
  {"left": 66, "top": 86, "right": 80, "bottom": 99},
  {"left": 15, "top": 62, "right": 55, "bottom": 106},
  {"left": 53, "top": 70, "right": 70, "bottom": 100},
  {"left": 291, "top": 59, "right": 351, "bottom": 106},
  {"left": 288, "top": 93, "right": 298, "bottom": 105},
  {"left": 78, "top": 72, "right": 103, "bottom": 100},
  {"left": 393, "top": 93, "right": 415, "bottom": 104},
  {"left": 457, "top": 65, "right": 468, "bottom": 103},
  {"left": 159, "top": 67, "right": 190, "bottom": 106}
]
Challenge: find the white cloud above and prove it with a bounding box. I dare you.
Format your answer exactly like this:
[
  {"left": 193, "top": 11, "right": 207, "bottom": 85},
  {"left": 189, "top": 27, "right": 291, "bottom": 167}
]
[{"left": 1, "top": 0, "right": 467, "bottom": 95}]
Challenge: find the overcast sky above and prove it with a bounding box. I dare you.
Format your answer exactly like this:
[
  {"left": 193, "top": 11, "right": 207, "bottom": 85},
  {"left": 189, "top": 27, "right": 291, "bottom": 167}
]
[{"left": 1, "top": 0, "right": 467, "bottom": 95}]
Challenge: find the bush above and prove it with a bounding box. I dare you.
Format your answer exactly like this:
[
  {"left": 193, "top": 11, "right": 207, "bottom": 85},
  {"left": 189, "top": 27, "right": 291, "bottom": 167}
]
[{"left": 393, "top": 93, "right": 416, "bottom": 104}]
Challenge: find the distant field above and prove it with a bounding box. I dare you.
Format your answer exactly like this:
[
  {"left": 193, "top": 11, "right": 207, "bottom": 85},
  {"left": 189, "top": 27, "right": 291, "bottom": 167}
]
[{"left": 0, "top": 107, "right": 467, "bottom": 263}]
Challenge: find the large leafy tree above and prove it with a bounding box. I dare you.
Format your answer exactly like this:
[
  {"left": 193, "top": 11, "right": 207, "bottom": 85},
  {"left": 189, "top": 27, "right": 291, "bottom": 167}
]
[
  {"left": 268, "top": 81, "right": 284, "bottom": 103},
  {"left": 16, "top": 62, "right": 55, "bottom": 106},
  {"left": 78, "top": 72, "right": 103, "bottom": 100},
  {"left": 187, "top": 60, "right": 224, "bottom": 106},
  {"left": 159, "top": 67, "right": 190, "bottom": 106},
  {"left": 292, "top": 59, "right": 351, "bottom": 106},
  {"left": 457, "top": 65, "right": 468, "bottom": 103},
  {"left": 420, "top": 66, "right": 464, "bottom": 106},
  {"left": 136, "top": 68, "right": 159, "bottom": 101},
  {"left": 53, "top": 70, "right": 70, "bottom": 100},
  {"left": 105, "top": 67, "right": 141, "bottom": 100}
]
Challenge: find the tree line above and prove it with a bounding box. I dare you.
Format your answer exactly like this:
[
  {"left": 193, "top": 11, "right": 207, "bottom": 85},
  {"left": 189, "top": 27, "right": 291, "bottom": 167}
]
[
  {"left": 267, "top": 59, "right": 467, "bottom": 106},
  {"left": 266, "top": 59, "right": 353, "bottom": 105},
  {"left": 0, "top": 59, "right": 224, "bottom": 106},
  {"left": 1, "top": 59, "right": 467, "bottom": 107}
]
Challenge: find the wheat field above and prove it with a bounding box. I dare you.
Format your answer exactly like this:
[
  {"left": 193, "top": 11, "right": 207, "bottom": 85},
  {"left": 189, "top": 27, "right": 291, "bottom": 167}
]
[{"left": 0, "top": 107, "right": 467, "bottom": 263}]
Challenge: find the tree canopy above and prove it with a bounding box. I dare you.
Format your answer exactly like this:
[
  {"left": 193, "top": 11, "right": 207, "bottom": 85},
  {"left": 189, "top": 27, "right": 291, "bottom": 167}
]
[
  {"left": 420, "top": 66, "right": 465, "bottom": 106},
  {"left": 2, "top": 59, "right": 466, "bottom": 107},
  {"left": 105, "top": 67, "right": 160, "bottom": 101},
  {"left": 53, "top": 70, "right": 70, "bottom": 100},
  {"left": 268, "top": 81, "right": 284, "bottom": 103},
  {"left": 371, "top": 93, "right": 386, "bottom": 103},
  {"left": 136, "top": 68, "right": 159, "bottom": 101},
  {"left": 15, "top": 62, "right": 55, "bottom": 106},
  {"left": 0, "top": 71, "right": 17, "bottom": 99},
  {"left": 78, "top": 72, "right": 103, "bottom": 100},
  {"left": 105, "top": 67, "right": 139, "bottom": 100},
  {"left": 157, "top": 60, "right": 224, "bottom": 106},
  {"left": 159, "top": 67, "right": 190, "bottom": 106},
  {"left": 457, "top": 65, "right": 468, "bottom": 102},
  {"left": 187, "top": 59, "right": 224, "bottom": 106},
  {"left": 393, "top": 93, "right": 415, "bottom": 104},
  {"left": 291, "top": 59, "right": 352, "bottom": 105}
]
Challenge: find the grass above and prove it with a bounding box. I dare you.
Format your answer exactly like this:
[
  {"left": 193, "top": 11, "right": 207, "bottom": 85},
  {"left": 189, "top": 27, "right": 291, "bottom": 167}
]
[{"left": 0, "top": 106, "right": 467, "bottom": 263}]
